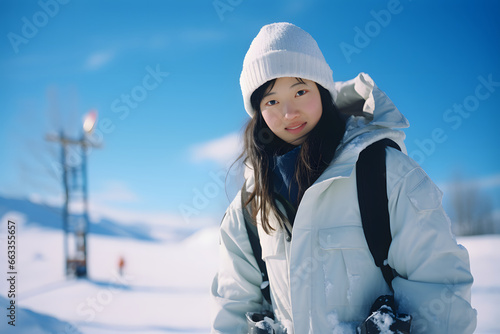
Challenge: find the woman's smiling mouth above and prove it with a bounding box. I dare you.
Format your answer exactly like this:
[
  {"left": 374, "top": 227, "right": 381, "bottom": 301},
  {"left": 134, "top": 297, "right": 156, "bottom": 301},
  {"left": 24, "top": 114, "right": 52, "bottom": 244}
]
[{"left": 285, "top": 122, "right": 307, "bottom": 134}]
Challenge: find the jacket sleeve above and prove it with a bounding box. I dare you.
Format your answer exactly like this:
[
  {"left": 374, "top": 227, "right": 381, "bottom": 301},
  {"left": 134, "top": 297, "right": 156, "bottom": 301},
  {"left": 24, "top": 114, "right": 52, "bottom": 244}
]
[
  {"left": 210, "top": 191, "right": 265, "bottom": 333},
  {"left": 385, "top": 148, "right": 477, "bottom": 334}
]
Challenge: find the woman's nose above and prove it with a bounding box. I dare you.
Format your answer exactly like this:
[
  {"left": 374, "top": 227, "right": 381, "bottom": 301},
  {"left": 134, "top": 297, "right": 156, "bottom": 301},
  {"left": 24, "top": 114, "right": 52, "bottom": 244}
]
[{"left": 283, "top": 101, "right": 299, "bottom": 119}]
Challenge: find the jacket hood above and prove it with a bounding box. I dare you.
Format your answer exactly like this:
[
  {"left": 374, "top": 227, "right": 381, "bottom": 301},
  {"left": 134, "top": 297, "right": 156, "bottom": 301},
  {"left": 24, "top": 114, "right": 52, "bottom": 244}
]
[
  {"left": 334, "top": 72, "right": 409, "bottom": 142},
  {"left": 312, "top": 73, "right": 409, "bottom": 186}
]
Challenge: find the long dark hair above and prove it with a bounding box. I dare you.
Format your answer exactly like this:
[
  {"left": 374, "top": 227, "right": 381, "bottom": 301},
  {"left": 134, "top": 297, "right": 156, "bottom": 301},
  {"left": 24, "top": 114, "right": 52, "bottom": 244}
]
[{"left": 240, "top": 78, "right": 346, "bottom": 234}]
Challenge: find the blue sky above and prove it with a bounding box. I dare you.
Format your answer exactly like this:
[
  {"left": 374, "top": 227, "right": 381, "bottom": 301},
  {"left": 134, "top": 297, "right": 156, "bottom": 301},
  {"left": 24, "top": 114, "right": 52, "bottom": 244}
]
[{"left": 1, "top": 0, "right": 499, "bottom": 228}]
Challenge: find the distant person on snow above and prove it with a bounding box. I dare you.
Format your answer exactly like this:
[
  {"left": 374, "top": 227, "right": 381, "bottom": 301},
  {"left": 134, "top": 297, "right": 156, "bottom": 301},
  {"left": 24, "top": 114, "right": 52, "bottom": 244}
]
[
  {"left": 210, "top": 22, "right": 476, "bottom": 333},
  {"left": 118, "top": 256, "right": 125, "bottom": 277}
]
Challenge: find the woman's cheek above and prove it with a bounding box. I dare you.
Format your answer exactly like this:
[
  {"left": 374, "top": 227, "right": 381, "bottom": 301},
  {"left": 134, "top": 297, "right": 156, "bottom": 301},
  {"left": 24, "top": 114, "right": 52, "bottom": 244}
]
[
  {"left": 262, "top": 111, "right": 280, "bottom": 132},
  {"left": 305, "top": 95, "right": 323, "bottom": 120}
]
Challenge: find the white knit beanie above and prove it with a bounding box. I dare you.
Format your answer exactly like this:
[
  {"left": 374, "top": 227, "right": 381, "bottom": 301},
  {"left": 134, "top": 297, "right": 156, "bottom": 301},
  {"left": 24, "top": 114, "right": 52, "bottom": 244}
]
[{"left": 240, "top": 22, "right": 336, "bottom": 117}]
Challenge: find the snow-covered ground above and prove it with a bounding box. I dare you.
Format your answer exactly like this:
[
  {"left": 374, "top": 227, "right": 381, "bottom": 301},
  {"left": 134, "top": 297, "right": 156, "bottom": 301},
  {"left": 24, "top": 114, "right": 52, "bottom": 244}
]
[
  {"left": 0, "top": 222, "right": 498, "bottom": 333},
  {"left": 0, "top": 223, "right": 219, "bottom": 334},
  {"left": 460, "top": 235, "right": 500, "bottom": 334}
]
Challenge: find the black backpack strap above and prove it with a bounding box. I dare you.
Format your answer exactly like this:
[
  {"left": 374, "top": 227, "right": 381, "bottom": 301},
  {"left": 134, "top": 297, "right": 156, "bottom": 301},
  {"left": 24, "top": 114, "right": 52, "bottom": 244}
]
[
  {"left": 241, "top": 183, "right": 272, "bottom": 305},
  {"left": 356, "top": 138, "right": 401, "bottom": 292}
]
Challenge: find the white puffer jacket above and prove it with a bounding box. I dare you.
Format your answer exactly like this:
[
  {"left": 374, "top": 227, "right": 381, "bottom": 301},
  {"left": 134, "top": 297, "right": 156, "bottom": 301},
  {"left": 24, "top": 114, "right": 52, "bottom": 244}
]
[{"left": 211, "top": 73, "right": 477, "bottom": 334}]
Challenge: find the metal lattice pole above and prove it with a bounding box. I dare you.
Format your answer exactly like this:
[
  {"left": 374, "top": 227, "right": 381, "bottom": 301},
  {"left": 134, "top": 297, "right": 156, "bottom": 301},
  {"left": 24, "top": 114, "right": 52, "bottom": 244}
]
[{"left": 46, "top": 110, "right": 99, "bottom": 279}]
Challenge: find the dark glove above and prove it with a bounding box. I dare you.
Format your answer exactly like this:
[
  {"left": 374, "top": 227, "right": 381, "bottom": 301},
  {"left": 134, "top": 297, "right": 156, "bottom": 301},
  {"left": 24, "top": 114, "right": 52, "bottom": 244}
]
[
  {"left": 246, "top": 311, "right": 275, "bottom": 334},
  {"left": 358, "top": 295, "right": 412, "bottom": 334}
]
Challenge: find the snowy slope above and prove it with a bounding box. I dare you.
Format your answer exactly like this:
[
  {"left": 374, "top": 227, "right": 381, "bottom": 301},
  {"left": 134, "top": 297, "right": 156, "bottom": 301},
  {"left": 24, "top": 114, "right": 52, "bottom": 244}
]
[
  {"left": 0, "top": 217, "right": 498, "bottom": 333},
  {"left": 0, "top": 220, "right": 219, "bottom": 334}
]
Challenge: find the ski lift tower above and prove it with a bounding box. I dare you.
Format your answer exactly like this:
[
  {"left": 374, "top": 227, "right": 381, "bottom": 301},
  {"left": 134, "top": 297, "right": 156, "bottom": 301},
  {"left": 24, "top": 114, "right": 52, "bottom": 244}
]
[{"left": 46, "top": 110, "right": 100, "bottom": 278}]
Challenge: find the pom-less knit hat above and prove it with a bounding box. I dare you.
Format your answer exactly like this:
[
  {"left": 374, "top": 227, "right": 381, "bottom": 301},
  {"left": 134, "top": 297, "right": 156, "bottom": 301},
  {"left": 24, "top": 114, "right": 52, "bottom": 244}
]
[{"left": 240, "top": 22, "right": 336, "bottom": 117}]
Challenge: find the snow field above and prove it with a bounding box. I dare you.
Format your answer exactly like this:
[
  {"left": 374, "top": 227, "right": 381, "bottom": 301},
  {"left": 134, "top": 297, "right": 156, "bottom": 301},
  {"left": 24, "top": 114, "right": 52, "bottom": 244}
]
[
  {"left": 1, "top": 224, "right": 220, "bottom": 333},
  {"left": 0, "top": 221, "right": 498, "bottom": 333}
]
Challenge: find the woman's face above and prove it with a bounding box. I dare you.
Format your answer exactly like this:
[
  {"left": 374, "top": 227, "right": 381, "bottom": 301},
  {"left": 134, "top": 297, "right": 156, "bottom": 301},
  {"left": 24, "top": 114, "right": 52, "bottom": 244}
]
[{"left": 260, "top": 77, "right": 322, "bottom": 145}]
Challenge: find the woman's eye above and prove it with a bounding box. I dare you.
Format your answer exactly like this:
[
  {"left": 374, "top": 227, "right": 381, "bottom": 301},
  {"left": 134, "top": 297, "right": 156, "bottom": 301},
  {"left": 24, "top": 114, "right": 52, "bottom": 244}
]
[
  {"left": 296, "top": 90, "right": 307, "bottom": 97},
  {"left": 266, "top": 100, "right": 278, "bottom": 106}
]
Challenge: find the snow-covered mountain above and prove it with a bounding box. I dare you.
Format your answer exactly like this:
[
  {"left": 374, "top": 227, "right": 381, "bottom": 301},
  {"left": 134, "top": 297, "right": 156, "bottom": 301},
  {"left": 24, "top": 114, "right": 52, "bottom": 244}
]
[{"left": 0, "top": 195, "right": 200, "bottom": 242}]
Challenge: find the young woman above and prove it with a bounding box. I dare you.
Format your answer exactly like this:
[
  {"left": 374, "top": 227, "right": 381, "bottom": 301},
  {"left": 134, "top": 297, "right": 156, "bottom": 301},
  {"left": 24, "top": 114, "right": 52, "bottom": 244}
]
[{"left": 211, "top": 22, "right": 476, "bottom": 334}]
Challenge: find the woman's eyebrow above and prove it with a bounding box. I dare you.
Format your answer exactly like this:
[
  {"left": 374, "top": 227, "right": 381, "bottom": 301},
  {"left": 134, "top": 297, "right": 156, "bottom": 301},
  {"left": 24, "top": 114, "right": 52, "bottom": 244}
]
[
  {"left": 263, "top": 80, "right": 307, "bottom": 99},
  {"left": 290, "top": 81, "right": 307, "bottom": 89},
  {"left": 263, "top": 91, "right": 276, "bottom": 98}
]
